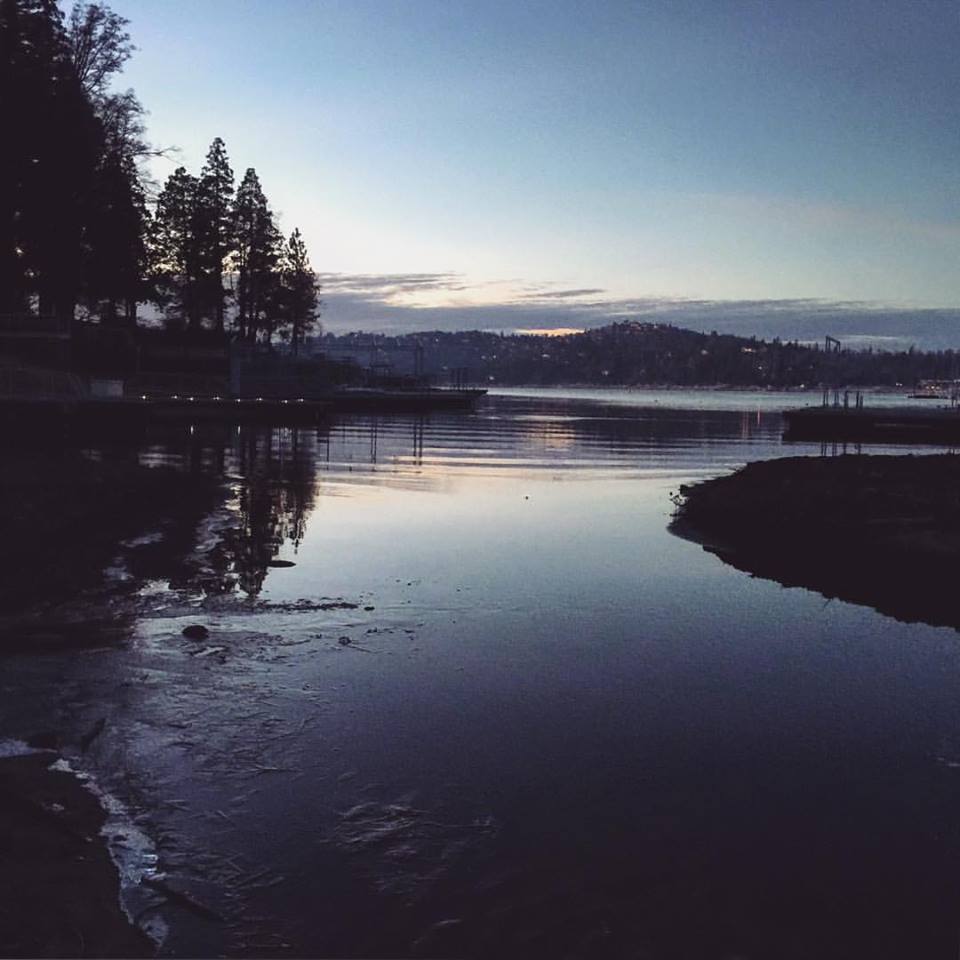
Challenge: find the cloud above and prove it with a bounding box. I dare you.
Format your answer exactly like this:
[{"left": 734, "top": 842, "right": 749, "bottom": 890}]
[
  {"left": 317, "top": 272, "right": 467, "bottom": 295},
  {"left": 515, "top": 288, "right": 607, "bottom": 301},
  {"left": 316, "top": 272, "right": 960, "bottom": 350}
]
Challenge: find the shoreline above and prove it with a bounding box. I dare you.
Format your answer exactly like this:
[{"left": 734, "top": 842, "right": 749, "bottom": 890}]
[
  {"left": 670, "top": 453, "right": 960, "bottom": 631},
  {"left": 0, "top": 747, "right": 155, "bottom": 958}
]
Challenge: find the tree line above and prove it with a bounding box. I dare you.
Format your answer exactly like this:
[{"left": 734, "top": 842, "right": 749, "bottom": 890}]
[
  {"left": 2, "top": 0, "right": 319, "bottom": 351},
  {"left": 326, "top": 323, "right": 960, "bottom": 389}
]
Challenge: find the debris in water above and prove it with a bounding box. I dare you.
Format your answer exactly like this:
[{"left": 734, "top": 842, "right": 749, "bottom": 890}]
[
  {"left": 338, "top": 636, "right": 352, "bottom": 646},
  {"left": 140, "top": 875, "right": 224, "bottom": 922},
  {"left": 267, "top": 559, "right": 296, "bottom": 568},
  {"left": 190, "top": 646, "right": 226, "bottom": 659},
  {"left": 181, "top": 625, "right": 209, "bottom": 640}
]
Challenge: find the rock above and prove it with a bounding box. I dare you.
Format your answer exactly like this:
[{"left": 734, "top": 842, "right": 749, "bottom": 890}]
[
  {"left": 268, "top": 559, "right": 296, "bottom": 568},
  {"left": 338, "top": 636, "right": 352, "bottom": 646},
  {"left": 181, "top": 624, "right": 209, "bottom": 640}
]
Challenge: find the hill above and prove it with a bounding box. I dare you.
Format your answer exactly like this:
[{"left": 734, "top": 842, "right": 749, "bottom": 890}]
[{"left": 318, "top": 321, "right": 960, "bottom": 388}]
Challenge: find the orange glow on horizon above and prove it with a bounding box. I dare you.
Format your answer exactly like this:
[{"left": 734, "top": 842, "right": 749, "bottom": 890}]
[{"left": 522, "top": 327, "right": 585, "bottom": 337}]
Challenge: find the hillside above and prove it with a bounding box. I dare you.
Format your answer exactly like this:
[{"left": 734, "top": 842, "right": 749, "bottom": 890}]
[{"left": 319, "top": 322, "right": 960, "bottom": 388}]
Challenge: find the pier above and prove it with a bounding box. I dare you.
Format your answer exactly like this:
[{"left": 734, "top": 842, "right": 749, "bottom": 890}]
[{"left": 784, "top": 404, "right": 960, "bottom": 443}]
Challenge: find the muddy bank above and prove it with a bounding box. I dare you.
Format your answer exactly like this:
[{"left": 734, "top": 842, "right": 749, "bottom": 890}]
[
  {"left": 670, "top": 454, "right": 960, "bottom": 631},
  {"left": 0, "top": 451, "right": 222, "bottom": 634},
  {"left": 0, "top": 751, "right": 153, "bottom": 958}
]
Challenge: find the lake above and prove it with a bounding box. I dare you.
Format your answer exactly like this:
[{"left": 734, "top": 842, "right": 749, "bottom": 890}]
[{"left": 3, "top": 388, "right": 960, "bottom": 958}]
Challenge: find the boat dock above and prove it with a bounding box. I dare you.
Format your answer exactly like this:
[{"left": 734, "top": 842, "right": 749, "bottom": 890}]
[
  {"left": 784, "top": 405, "right": 960, "bottom": 443},
  {"left": 0, "top": 387, "right": 486, "bottom": 426}
]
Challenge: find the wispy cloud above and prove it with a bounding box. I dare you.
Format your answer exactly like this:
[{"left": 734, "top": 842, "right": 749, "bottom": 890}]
[
  {"left": 318, "top": 272, "right": 467, "bottom": 295},
  {"left": 317, "top": 272, "right": 960, "bottom": 350},
  {"left": 515, "top": 288, "right": 607, "bottom": 301}
]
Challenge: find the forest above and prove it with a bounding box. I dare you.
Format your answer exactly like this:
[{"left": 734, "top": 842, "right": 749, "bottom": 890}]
[
  {"left": 325, "top": 323, "right": 960, "bottom": 389},
  {"left": 1, "top": 0, "right": 319, "bottom": 351}
]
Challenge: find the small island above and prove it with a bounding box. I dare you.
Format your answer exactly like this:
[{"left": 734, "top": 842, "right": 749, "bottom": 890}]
[{"left": 670, "top": 453, "right": 960, "bottom": 631}]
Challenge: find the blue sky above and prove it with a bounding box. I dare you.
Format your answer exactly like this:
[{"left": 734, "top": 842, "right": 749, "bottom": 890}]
[{"left": 106, "top": 0, "right": 960, "bottom": 344}]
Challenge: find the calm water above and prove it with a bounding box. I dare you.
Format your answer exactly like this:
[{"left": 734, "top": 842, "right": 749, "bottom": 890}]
[{"left": 4, "top": 390, "right": 960, "bottom": 959}]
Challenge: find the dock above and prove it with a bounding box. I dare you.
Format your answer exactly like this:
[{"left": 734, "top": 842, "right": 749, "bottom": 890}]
[
  {"left": 0, "top": 387, "right": 487, "bottom": 427},
  {"left": 783, "top": 405, "right": 960, "bottom": 443}
]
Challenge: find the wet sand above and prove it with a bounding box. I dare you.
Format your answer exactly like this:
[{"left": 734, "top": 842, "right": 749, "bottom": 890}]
[
  {"left": 0, "top": 751, "right": 154, "bottom": 958},
  {"left": 671, "top": 453, "right": 960, "bottom": 630}
]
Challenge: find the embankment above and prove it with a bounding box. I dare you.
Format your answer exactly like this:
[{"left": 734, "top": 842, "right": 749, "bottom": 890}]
[{"left": 670, "top": 454, "right": 960, "bottom": 631}]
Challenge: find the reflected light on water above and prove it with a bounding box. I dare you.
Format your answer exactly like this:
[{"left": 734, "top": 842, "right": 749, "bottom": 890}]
[{"left": 6, "top": 390, "right": 960, "bottom": 958}]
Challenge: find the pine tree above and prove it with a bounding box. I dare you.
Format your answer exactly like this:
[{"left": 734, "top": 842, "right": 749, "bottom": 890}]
[
  {"left": 80, "top": 148, "right": 149, "bottom": 324},
  {"left": 196, "top": 137, "right": 234, "bottom": 331},
  {"left": 232, "top": 168, "right": 281, "bottom": 343},
  {"left": 278, "top": 228, "right": 319, "bottom": 355},
  {"left": 151, "top": 166, "right": 202, "bottom": 329}
]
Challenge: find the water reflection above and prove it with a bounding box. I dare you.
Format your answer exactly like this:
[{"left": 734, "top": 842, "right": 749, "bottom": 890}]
[
  {"left": 57, "top": 397, "right": 791, "bottom": 604},
  {"left": 59, "top": 394, "right": 957, "bottom": 610},
  {"left": 5, "top": 393, "right": 960, "bottom": 958}
]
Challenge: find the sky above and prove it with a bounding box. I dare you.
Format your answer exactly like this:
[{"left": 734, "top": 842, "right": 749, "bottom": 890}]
[{"left": 106, "top": 0, "right": 960, "bottom": 347}]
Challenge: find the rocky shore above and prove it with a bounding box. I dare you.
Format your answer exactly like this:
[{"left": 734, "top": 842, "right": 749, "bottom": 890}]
[{"left": 670, "top": 453, "right": 960, "bottom": 631}]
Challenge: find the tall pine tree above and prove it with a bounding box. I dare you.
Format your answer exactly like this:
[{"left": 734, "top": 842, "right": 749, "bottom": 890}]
[
  {"left": 232, "top": 168, "right": 280, "bottom": 344},
  {"left": 151, "top": 166, "right": 201, "bottom": 330},
  {"left": 196, "top": 137, "right": 234, "bottom": 331},
  {"left": 278, "top": 228, "right": 319, "bottom": 355}
]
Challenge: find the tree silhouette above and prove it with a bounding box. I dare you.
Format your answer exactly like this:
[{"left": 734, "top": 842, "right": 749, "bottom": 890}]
[
  {"left": 3, "top": 0, "right": 103, "bottom": 322},
  {"left": 80, "top": 148, "right": 149, "bottom": 324},
  {"left": 66, "top": 1, "right": 132, "bottom": 100},
  {"left": 151, "top": 166, "right": 202, "bottom": 329},
  {"left": 3, "top": 1, "right": 327, "bottom": 345},
  {"left": 67, "top": 2, "right": 149, "bottom": 325},
  {"left": 196, "top": 137, "right": 235, "bottom": 331},
  {"left": 277, "top": 228, "right": 320, "bottom": 355},
  {"left": 232, "top": 168, "right": 281, "bottom": 343}
]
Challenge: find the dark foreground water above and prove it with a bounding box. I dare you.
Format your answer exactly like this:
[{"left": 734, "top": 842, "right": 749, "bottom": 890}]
[{"left": 4, "top": 390, "right": 960, "bottom": 959}]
